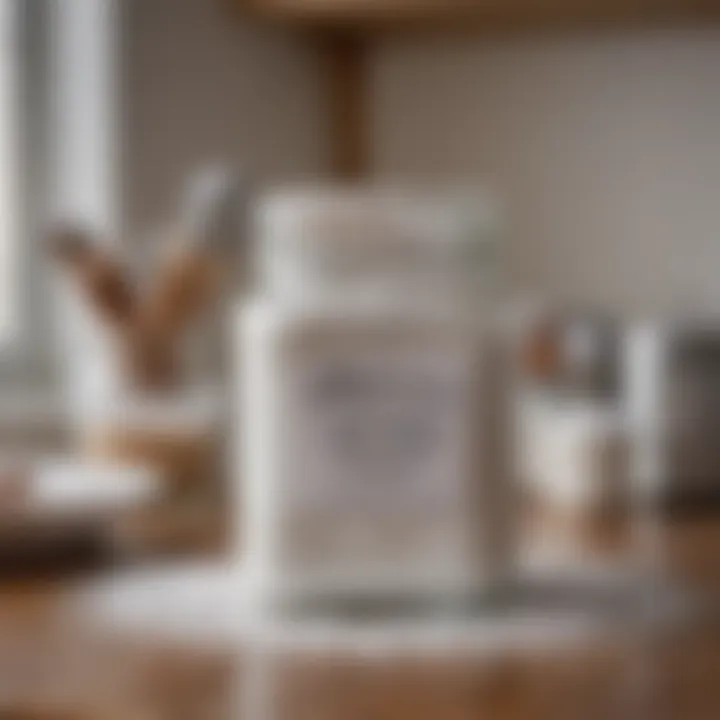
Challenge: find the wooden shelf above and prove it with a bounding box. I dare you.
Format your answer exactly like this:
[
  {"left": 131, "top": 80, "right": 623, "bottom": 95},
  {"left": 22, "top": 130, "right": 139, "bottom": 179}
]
[
  {"left": 237, "top": 0, "right": 720, "bottom": 180},
  {"left": 243, "top": 0, "right": 720, "bottom": 31},
  {"left": 317, "top": 33, "right": 369, "bottom": 179}
]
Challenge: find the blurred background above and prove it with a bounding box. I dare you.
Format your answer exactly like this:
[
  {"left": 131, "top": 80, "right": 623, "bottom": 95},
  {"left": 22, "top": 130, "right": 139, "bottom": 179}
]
[{"left": 1, "top": 0, "right": 720, "bottom": 718}]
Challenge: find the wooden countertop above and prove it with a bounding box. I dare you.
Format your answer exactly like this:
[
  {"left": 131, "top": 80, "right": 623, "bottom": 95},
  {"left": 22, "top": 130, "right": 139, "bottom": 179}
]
[{"left": 0, "top": 515, "right": 719, "bottom": 719}]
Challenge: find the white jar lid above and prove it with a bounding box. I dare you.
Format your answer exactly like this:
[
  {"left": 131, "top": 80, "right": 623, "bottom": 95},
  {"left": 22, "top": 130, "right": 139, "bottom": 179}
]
[{"left": 255, "top": 186, "right": 499, "bottom": 300}]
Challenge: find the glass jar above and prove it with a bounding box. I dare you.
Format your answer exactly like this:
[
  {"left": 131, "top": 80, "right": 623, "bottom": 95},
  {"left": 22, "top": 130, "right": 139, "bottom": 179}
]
[{"left": 237, "top": 187, "right": 515, "bottom": 613}]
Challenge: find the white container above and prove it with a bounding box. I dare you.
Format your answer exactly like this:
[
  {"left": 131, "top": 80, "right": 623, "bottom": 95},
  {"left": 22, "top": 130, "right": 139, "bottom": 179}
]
[{"left": 238, "top": 188, "right": 514, "bottom": 609}]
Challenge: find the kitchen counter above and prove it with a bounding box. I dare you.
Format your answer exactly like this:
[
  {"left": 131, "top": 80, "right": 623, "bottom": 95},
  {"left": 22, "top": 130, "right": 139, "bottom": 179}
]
[{"left": 0, "top": 515, "right": 718, "bottom": 719}]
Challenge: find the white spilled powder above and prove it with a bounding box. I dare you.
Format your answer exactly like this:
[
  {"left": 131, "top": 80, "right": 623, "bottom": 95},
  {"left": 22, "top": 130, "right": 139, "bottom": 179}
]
[{"left": 76, "top": 560, "right": 690, "bottom": 657}]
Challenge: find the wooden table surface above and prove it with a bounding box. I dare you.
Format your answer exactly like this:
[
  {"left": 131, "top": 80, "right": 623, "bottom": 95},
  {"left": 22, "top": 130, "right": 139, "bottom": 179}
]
[{"left": 0, "top": 514, "right": 718, "bottom": 719}]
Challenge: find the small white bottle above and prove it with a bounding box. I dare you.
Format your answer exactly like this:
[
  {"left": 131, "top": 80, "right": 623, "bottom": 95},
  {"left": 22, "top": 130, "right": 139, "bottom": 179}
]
[{"left": 237, "top": 188, "right": 514, "bottom": 611}]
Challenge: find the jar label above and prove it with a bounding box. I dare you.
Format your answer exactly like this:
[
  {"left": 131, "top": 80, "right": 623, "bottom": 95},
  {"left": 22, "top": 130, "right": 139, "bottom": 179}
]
[{"left": 275, "top": 327, "right": 481, "bottom": 581}]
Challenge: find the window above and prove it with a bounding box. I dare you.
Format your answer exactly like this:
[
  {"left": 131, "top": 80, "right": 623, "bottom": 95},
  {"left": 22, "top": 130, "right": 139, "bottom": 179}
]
[
  {"left": 0, "top": 0, "right": 55, "bottom": 386},
  {"left": 0, "top": 0, "right": 116, "bottom": 392},
  {"left": 0, "top": 0, "right": 19, "bottom": 339}
]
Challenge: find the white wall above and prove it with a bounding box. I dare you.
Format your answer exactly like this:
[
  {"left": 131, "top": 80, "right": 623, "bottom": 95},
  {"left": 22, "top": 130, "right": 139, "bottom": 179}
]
[
  {"left": 121, "top": 0, "right": 325, "bottom": 235},
  {"left": 119, "top": 7, "right": 720, "bottom": 316},
  {"left": 373, "top": 28, "right": 720, "bottom": 315}
]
